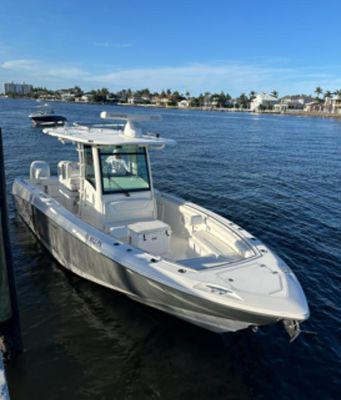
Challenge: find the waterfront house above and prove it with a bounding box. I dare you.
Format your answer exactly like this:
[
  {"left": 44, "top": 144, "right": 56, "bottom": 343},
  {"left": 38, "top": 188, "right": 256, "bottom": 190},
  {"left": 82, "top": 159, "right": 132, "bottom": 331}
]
[
  {"left": 151, "top": 96, "right": 159, "bottom": 105},
  {"left": 324, "top": 95, "right": 341, "bottom": 113},
  {"left": 274, "top": 96, "right": 314, "bottom": 112},
  {"left": 127, "top": 96, "right": 144, "bottom": 105},
  {"left": 75, "top": 94, "right": 91, "bottom": 103},
  {"left": 37, "top": 94, "right": 58, "bottom": 101},
  {"left": 324, "top": 96, "right": 334, "bottom": 112},
  {"left": 332, "top": 96, "right": 341, "bottom": 113},
  {"left": 178, "top": 99, "right": 190, "bottom": 108},
  {"left": 58, "top": 91, "right": 75, "bottom": 102},
  {"left": 274, "top": 102, "right": 288, "bottom": 112},
  {"left": 250, "top": 93, "right": 278, "bottom": 112},
  {"left": 151, "top": 96, "right": 172, "bottom": 107},
  {"left": 209, "top": 99, "right": 219, "bottom": 108},
  {"left": 106, "top": 94, "right": 120, "bottom": 104},
  {"left": 304, "top": 101, "right": 323, "bottom": 112}
]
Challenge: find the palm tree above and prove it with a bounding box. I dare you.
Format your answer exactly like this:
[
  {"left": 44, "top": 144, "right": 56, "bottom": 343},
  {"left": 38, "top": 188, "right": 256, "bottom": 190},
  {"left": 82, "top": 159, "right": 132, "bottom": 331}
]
[
  {"left": 249, "top": 91, "right": 256, "bottom": 101},
  {"left": 315, "top": 87, "right": 323, "bottom": 99},
  {"left": 72, "top": 86, "right": 83, "bottom": 97},
  {"left": 238, "top": 93, "right": 249, "bottom": 109}
]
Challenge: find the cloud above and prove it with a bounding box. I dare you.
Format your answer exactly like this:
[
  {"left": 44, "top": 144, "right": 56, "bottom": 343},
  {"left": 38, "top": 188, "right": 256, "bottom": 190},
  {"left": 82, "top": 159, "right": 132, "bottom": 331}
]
[
  {"left": 45, "top": 67, "right": 89, "bottom": 80},
  {"left": 0, "top": 59, "right": 90, "bottom": 84},
  {"left": 87, "top": 63, "right": 297, "bottom": 94},
  {"left": 93, "top": 42, "right": 131, "bottom": 49},
  {"left": 1, "top": 59, "right": 39, "bottom": 70},
  {"left": 1, "top": 58, "right": 341, "bottom": 96}
]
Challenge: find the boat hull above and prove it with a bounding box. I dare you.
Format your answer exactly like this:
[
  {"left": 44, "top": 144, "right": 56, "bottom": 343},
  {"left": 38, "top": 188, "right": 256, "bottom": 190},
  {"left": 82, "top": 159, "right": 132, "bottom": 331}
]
[
  {"left": 30, "top": 115, "right": 67, "bottom": 127},
  {"left": 13, "top": 192, "right": 280, "bottom": 333}
]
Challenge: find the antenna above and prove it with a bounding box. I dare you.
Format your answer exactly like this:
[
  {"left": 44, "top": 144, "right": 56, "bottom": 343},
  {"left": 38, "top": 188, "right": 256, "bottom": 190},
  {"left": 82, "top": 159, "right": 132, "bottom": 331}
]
[
  {"left": 100, "top": 112, "right": 161, "bottom": 138},
  {"left": 100, "top": 112, "right": 161, "bottom": 122}
]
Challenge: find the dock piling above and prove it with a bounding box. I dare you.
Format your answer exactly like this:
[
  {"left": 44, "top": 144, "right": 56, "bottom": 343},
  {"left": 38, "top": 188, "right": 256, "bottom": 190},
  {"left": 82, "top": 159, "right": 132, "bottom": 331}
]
[{"left": 0, "top": 128, "right": 22, "bottom": 359}]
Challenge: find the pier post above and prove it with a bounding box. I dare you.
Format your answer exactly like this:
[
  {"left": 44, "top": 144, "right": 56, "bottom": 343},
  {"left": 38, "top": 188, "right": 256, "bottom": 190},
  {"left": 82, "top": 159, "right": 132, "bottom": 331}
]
[
  {"left": 0, "top": 354, "right": 10, "bottom": 400},
  {"left": 0, "top": 128, "right": 22, "bottom": 359}
]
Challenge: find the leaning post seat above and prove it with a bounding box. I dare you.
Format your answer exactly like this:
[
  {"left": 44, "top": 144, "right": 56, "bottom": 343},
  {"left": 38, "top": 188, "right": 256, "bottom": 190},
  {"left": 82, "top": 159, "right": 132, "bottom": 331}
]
[
  {"left": 57, "top": 161, "right": 80, "bottom": 191},
  {"left": 103, "top": 194, "right": 157, "bottom": 226}
]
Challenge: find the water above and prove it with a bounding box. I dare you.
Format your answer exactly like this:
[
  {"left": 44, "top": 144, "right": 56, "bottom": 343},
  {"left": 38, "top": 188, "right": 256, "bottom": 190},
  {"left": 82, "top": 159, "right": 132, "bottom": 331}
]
[{"left": 1, "top": 98, "right": 340, "bottom": 399}]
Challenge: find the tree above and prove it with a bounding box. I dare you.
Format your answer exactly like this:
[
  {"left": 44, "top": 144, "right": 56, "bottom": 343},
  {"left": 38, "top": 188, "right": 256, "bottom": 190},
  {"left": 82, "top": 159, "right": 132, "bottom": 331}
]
[
  {"left": 225, "top": 92, "right": 232, "bottom": 101},
  {"left": 271, "top": 90, "right": 278, "bottom": 98},
  {"left": 210, "top": 91, "right": 231, "bottom": 107},
  {"left": 315, "top": 87, "right": 323, "bottom": 99},
  {"left": 217, "top": 91, "right": 227, "bottom": 107},
  {"left": 197, "top": 93, "right": 206, "bottom": 107},
  {"left": 171, "top": 91, "right": 185, "bottom": 102},
  {"left": 136, "top": 88, "right": 150, "bottom": 98},
  {"left": 237, "top": 93, "right": 249, "bottom": 109},
  {"left": 167, "top": 98, "right": 177, "bottom": 106},
  {"left": 249, "top": 91, "right": 256, "bottom": 101},
  {"left": 190, "top": 97, "right": 200, "bottom": 107},
  {"left": 72, "top": 86, "right": 83, "bottom": 98},
  {"left": 89, "top": 88, "right": 109, "bottom": 103}
]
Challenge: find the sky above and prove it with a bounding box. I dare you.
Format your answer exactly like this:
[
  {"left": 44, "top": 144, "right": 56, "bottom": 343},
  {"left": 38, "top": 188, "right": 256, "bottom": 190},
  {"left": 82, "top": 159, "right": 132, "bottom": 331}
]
[{"left": 1, "top": 0, "right": 341, "bottom": 97}]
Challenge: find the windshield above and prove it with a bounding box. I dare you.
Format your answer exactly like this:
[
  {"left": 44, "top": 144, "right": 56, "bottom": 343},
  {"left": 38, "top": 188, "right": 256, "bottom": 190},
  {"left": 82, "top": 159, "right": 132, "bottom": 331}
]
[{"left": 99, "top": 145, "right": 150, "bottom": 194}]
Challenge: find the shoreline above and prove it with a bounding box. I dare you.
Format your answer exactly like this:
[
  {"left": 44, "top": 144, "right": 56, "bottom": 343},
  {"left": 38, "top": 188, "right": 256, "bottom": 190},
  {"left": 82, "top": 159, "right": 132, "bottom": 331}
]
[
  {"left": 2, "top": 96, "right": 341, "bottom": 120},
  {"left": 114, "top": 103, "right": 341, "bottom": 119}
]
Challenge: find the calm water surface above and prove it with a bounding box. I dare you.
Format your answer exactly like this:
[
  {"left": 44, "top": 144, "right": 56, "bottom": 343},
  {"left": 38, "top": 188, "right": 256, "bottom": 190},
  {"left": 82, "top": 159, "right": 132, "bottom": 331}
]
[{"left": 1, "top": 99, "right": 340, "bottom": 399}]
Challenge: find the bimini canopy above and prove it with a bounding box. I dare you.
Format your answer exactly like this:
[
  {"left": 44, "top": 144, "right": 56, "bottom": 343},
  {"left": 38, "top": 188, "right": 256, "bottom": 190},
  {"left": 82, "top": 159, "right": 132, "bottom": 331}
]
[{"left": 43, "top": 112, "right": 177, "bottom": 147}]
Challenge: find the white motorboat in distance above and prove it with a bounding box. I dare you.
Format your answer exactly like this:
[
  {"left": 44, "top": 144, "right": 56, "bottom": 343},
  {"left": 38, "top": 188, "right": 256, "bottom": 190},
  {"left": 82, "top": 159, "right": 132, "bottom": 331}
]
[
  {"left": 29, "top": 103, "right": 67, "bottom": 127},
  {"left": 12, "top": 112, "right": 309, "bottom": 340}
]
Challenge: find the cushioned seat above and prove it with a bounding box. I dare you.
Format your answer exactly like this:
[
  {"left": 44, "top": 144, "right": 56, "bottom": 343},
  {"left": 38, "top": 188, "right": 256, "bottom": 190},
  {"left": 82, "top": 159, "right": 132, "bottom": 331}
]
[
  {"left": 190, "top": 230, "right": 237, "bottom": 257},
  {"left": 104, "top": 197, "right": 156, "bottom": 225}
]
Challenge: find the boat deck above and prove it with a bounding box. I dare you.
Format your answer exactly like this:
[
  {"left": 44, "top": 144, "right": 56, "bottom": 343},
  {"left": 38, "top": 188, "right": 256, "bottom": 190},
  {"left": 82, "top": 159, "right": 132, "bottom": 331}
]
[{"left": 31, "top": 176, "right": 249, "bottom": 269}]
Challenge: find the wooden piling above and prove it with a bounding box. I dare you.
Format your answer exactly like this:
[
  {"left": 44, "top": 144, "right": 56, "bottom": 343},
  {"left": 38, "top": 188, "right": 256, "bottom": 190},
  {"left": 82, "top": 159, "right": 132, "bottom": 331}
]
[
  {"left": 0, "top": 350, "right": 10, "bottom": 400},
  {"left": 0, "top": 128, "right": 22, "bottom": 358}
]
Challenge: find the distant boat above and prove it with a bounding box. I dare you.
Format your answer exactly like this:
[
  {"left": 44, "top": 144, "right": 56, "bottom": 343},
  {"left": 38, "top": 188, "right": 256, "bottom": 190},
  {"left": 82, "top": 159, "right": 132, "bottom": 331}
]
[{"left": 29, "top": 103, "right": 67, "bottom": 127}]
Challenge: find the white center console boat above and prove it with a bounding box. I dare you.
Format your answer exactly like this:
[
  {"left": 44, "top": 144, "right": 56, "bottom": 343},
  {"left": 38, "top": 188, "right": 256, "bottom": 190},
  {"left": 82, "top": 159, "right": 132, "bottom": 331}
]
[{"left": 12, "top": 112, "right": 309, "bottom": 340}]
